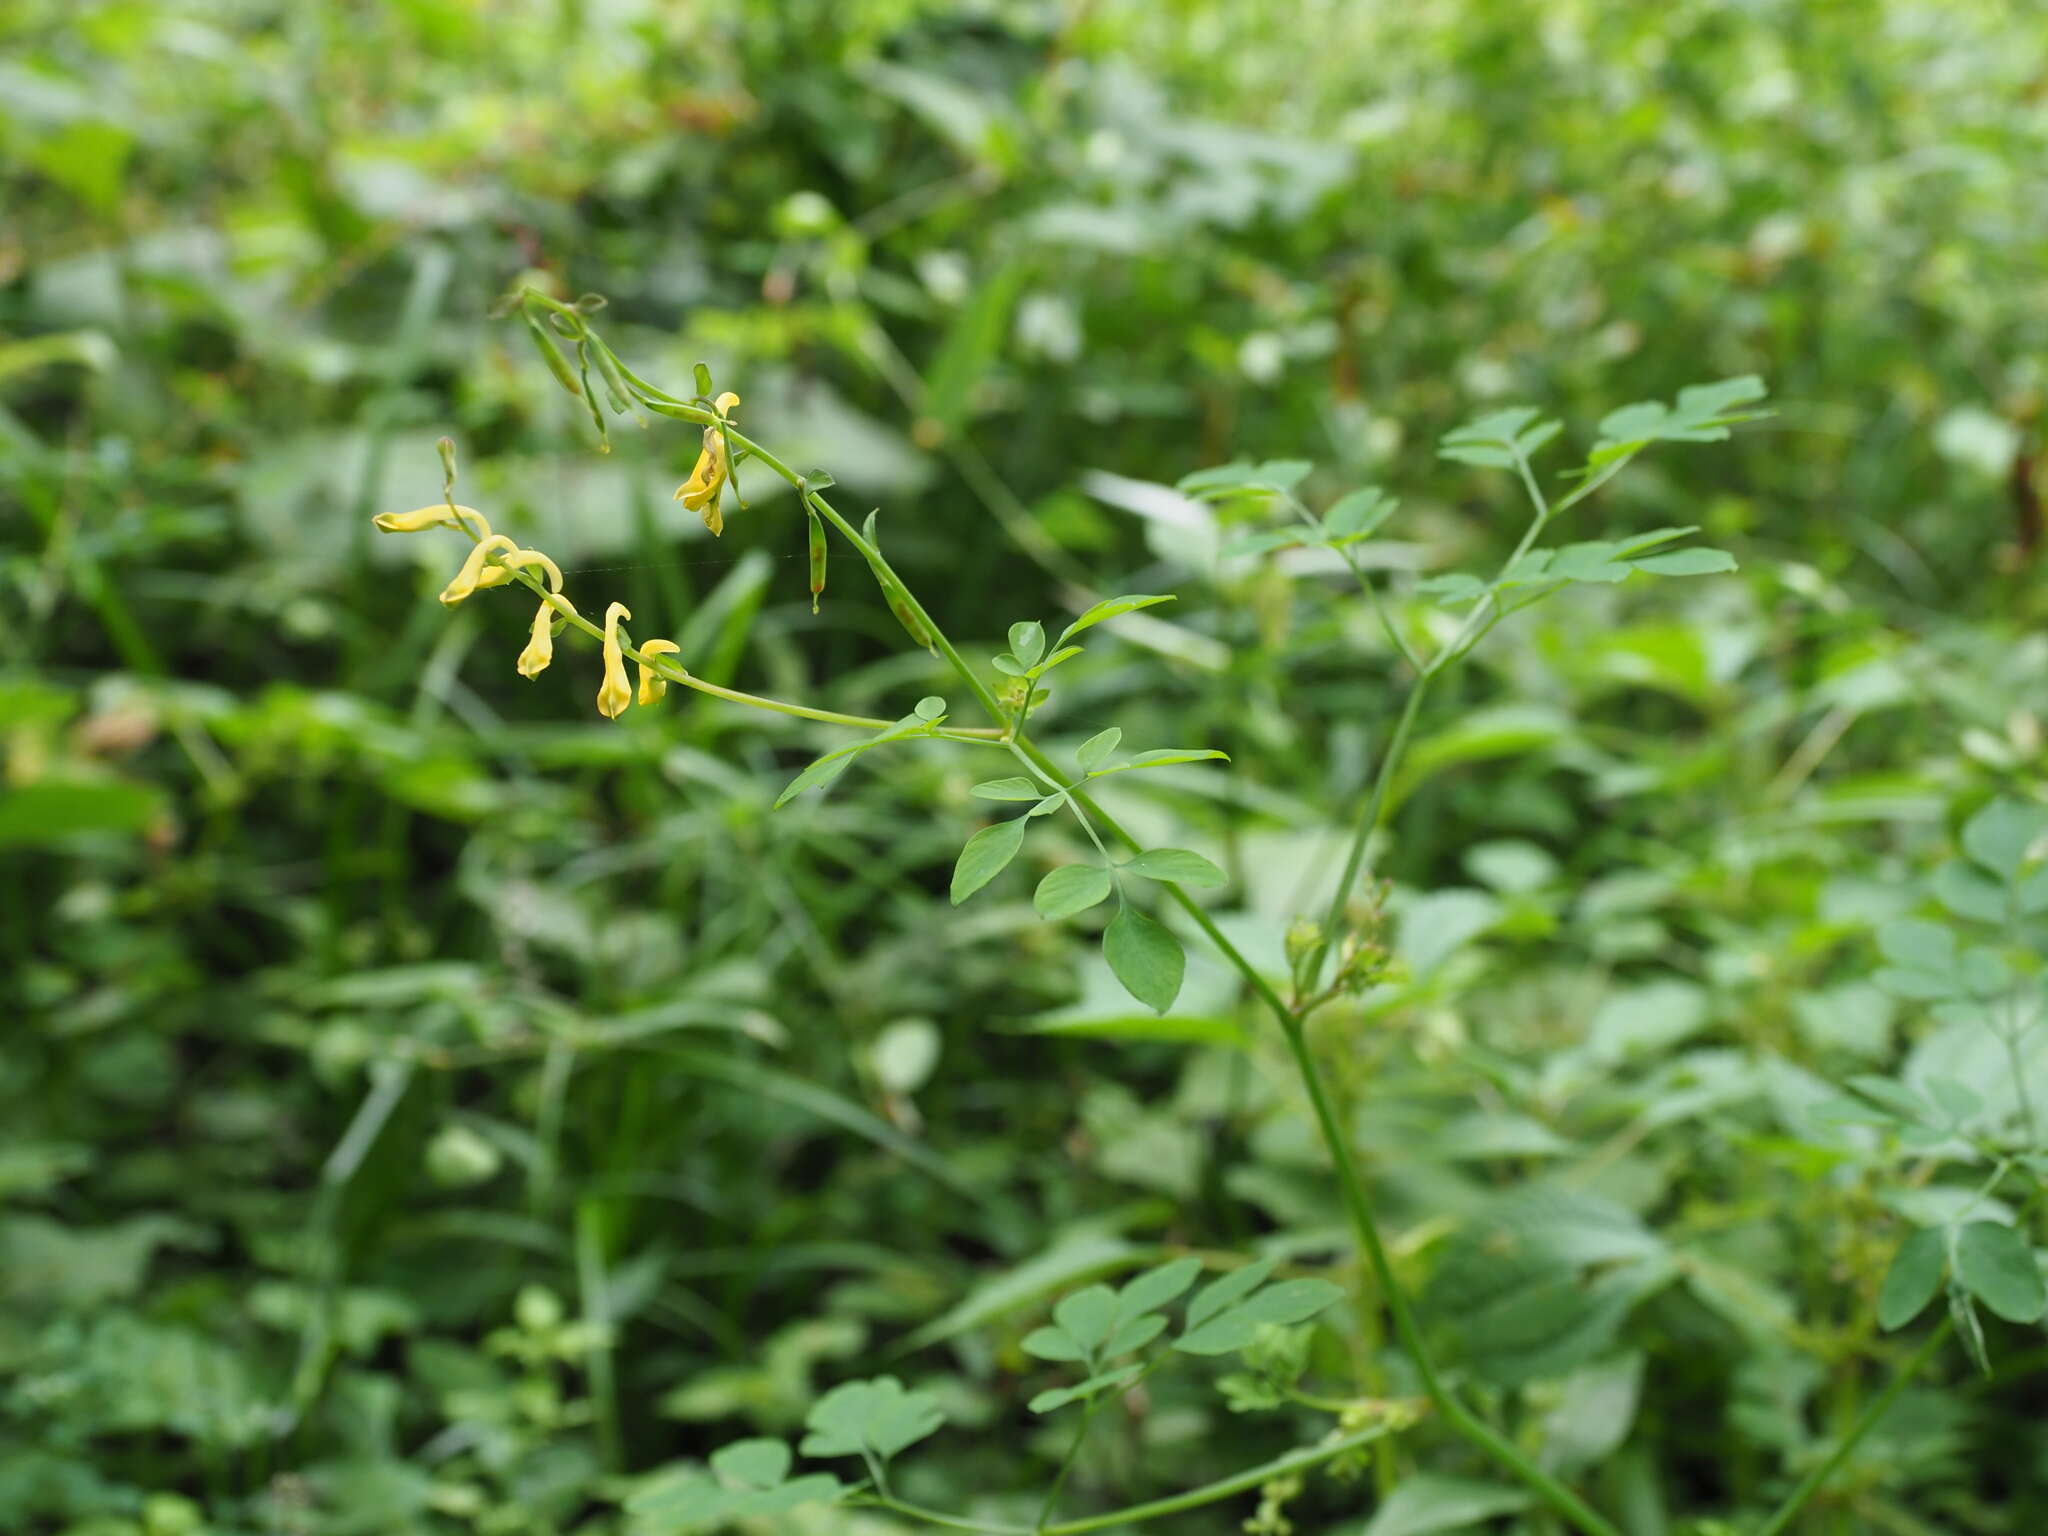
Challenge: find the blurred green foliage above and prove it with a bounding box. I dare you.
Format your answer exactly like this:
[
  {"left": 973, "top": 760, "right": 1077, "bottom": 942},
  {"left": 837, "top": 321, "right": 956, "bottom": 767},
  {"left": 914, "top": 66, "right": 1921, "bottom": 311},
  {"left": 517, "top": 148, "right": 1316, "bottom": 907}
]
[{"left": 5, "top": 0, "right": 2048, "bottom": 1532}]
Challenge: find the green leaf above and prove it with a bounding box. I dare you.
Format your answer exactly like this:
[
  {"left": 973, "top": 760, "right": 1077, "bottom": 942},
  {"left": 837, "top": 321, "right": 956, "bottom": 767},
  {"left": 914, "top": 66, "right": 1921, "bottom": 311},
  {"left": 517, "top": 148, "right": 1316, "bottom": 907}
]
[
  {"left": 1878, "top": 1228, "right": 1947, "bottom": 1331},
  {"left": 1008, "top": 621, "right": 1046, "bottom": 669},
  {"left": 1933, "top": 862, "right": 2008, "bottom": 923},
  {"left": 1117, "top": 1256, "right": 1204, "bottom": 1318},
  {"left": 1103, "top": 904, "right": 1185, "bottom": 1014},
  {"left": 1176, "top": 461, "right": 1311, "bottom": 499},
  {"left": 623, "top": 1465, "right": 846, "bottom": 1532},
  {"left": 1589, "top": 376, "right": 1770, "bottom": 465},
  {"left": 971, "top": 777, "right": 1044, "bottom": 801},
  {"left": 1416, "top": 572, "right": 1488, "bottom": 604},
  {"left": 1091, "top": 748, "right": 1230, "bottom": 775},
  {"left": 1220, "top": 528, "right": 1309, "bottom": 558},
  {"left": 710, "top": 1439, "right": 791, "bottom": 1490},
  {"left": 1033, "top": 645, "right": 1085, "bottom": 675},
  {"left": 1324, "top": 487, "right": 1397, "bottom": 541},
  {"left": 1021, "top": 1326, "right": 1087, "bottom": 1362},
  {"left": 991, "top": 653, "right": 1026, "bottom": 677},
  {"left": 1052, "top": 1285, "right": 1119, "bottom": 1351},
  {"left": 1076, "top": 727, "right": 1123, "bottom": 770},
  {"left": 1630, "top": 547, "right": 1738, "bottom": 576},
  {"left": 1174, "top": 1277, "right": 1343, "bottom": 1355},
  {"left": 1035, "top": 865, "right": 1115, "bottom": 920},
  {"left": 0, "top": 780, "right": 163, "bottom": 848},
  {"left": 774, "top": 749, "right": 859, "bottom": 809},
  {"left": 1104, "top": 1312, "right": 1167, "bottom": 1356},
  {"left": 1359, "top": 1475, "right": 1534, "bottom": 1536},
  {"left": 1963, "top": 797, "right": 2047, "bottom": 882},
  {"left": 1028, "top": 1364, "right": 1141, "bottom": 1415},
  {"left": 1056, "top": 594, "right": 1175, "bottom": 646},
  {"left": 1120, "top": 849, "right": 1226, "bottom": 888},
  {"left": 1187, "top": 1258, "right": 1278, "bottom": 1330},
  {"left": 920, "top": 256, "right": 1026, "bottom": 441},
  {"left": 799, "top": 1377, "right": 945, "bottom": 1461},
  {"left": 951, "top": 818, "right": 1028, "bottom": 905},
  {"left": 914, "top": 695, "right": 947, "bottom": 721},
  {"left": 903, "top": 1228, "right": 1141, "bottom": 1350},
  {"left": 1877, "top": 919, "right": 1956, "bottom": 971},
  {"left": 1953, "top": 1221, "right": 2046, "bottom": 1323}
]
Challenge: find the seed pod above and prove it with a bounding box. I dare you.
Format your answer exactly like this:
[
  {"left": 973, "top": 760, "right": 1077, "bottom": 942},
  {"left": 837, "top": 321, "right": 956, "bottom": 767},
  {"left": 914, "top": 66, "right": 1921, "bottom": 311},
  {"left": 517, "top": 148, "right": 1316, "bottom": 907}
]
[
  {"left": 806, "top": 507, "right": 827, "bottom": 614},
  {"left": 889, "top": 596, "right": 934, "bottom": 654},
  {"left": 436, "top": 436, "right": 458, "bottom": 496},
  {"left": 524, "top": 314, "right": 584, "bottom": 398}
]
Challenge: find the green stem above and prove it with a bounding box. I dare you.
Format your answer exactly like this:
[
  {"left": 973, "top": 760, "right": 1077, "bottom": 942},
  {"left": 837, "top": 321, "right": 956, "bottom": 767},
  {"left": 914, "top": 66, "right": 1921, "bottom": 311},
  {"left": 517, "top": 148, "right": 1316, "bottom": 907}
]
[
  {"left": 1299, "top": 678, "right": 1430, "bottom": 995},
  {"left": 1279, "top": 1018, "right": 1623, "bottom": 1536},
  {"left": 1040, "top": 1422, "right": 1394, "bottom": 1535},
  {"left": 873, "top": 1500, "right": 1028, "bottom": 1535},
  {"left": 1753, "top": 1320, "right": 1952, "bottom": 1536},
  {"left": 1036, "top": 1397, "right": 1102, "bottom": 1531}
]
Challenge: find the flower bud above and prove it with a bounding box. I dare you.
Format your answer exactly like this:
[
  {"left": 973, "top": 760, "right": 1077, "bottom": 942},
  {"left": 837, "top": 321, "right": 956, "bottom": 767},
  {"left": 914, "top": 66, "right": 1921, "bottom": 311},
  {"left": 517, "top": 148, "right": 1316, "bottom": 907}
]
[
  {"left": 374, "top": 502, "right": 491, "bottom": 537},
  {"left": 635, "top": 638, "right": 682, "bottom": 705}
]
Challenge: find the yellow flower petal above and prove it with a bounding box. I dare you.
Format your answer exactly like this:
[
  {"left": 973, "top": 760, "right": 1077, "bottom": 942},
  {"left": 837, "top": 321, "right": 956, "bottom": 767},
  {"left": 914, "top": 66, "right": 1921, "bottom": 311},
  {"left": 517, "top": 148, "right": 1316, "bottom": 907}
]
[
  {"left": 375, "top": 503, "right": 492, "bottom": 537},
  {"left": 439, "top": 535, "right": 518, "bottom": 606},
  {"left": 597, "top": 601, "right": 633, "bottom": 719},
  {"left": 635, "top": 638, "right": 682, "bottom": 705},
  {"left": 517, "top": 602, "right": 555, "bottom": 678},
  {"left": 674, "top": 426, "right": 731, "bottom": 536}
]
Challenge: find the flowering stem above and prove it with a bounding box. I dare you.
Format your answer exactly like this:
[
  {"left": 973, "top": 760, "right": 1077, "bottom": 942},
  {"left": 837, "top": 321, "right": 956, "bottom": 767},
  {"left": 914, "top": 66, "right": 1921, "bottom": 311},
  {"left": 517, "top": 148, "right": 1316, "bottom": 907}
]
[{"left": 533, "top": 308, "right": 1620, "bottom": 1536}]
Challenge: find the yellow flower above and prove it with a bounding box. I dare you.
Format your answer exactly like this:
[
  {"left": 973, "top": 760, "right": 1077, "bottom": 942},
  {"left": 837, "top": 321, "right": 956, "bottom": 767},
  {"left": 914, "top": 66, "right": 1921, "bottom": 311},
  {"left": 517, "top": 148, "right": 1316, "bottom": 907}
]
[
  {"left": 439, "top": 535, "right": 518, "bottom": 606},
  {"left": 517, "top": 595, "right": 576, "bottom": 679},
  {"left": 675, "top": 391, "right": 741, "bottom": 537},
  {"left": 597, "top": 602, "right": 633, "bottom": 719},
  {"left": 635, "top": 638, "right": 682, "bottom": 705},
  {"left": 375, "top": 503, "right": 492, "bottom": 538}
]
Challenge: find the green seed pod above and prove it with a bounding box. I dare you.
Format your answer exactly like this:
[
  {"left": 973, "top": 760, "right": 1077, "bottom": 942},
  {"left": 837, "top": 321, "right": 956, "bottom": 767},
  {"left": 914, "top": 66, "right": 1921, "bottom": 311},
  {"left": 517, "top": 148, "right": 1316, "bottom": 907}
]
[
  {"left": 524, "top": 314, "right": 584, "bottom": 398},
  {"left": 889, "top": 596, "right": 934, "bottom": 654},
  {"left": 806, "top": 507, "right": 827, "bottom": 614},
  {"left": 573, "top": 342, "right": 610, "bottom": 450},
  {"left": 436, "top": 436, "right": 458, "bottom": 496}
]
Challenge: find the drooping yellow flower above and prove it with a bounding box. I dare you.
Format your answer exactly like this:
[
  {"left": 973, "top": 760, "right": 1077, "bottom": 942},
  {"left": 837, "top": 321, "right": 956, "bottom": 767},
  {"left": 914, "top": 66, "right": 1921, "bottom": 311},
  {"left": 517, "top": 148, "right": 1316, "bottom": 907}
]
[
  {"left": 375, "top": 503, "right": 492, "bottom": 538},
  {"left": 597, "top": 602, "right": 633, "bottom": 719},
  {"left": 636, "top": 638, "right": 682, "bottom": 705},
  {"left": 439, "top": 535, "right": 518, "bottom": 606},
  {"left": 675, "top": 391, "right": 741, "bottom": 536},
  {"left": 516, "top": 596, "right": 571, "bottom": 679}
]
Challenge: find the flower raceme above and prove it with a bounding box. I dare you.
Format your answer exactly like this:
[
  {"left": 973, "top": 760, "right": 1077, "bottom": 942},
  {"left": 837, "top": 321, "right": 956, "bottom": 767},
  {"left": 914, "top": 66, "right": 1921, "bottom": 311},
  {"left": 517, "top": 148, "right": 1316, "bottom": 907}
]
[{"left": 371, "top": 491, "right": 686, "bottom": 720}]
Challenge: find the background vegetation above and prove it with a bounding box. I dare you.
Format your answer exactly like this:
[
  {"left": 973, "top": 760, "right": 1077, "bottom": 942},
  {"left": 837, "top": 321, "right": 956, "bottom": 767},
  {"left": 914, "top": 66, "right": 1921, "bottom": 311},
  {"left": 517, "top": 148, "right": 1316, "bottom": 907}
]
[{"left": 5, "top": 1, "right": 2047, "bottom": 1533}]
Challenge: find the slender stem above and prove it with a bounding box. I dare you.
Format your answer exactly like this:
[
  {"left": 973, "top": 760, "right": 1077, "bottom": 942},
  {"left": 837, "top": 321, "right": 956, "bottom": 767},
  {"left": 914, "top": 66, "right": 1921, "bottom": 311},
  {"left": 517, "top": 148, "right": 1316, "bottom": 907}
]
[
  {"left": 1035, "top": 1398, "right": 1102, "bottom": 1531},
  {"left": 1754, "top": 1320, "right": 1952, "bottom": 1536},
  {"left": 872, "top": 1500, "right": 1029, "bottom": 1535},
  {"left": 1039, "top": 1422, "right": 1395, "bottom": 1535},
  {"left": 1301, "top": 677, "right": 1430, "bottom": 994},
  {"left": 1281, "top": 491, "right": 1420, "bottom": 672},
  {"left": 1278, "top": 1019, "right": 1623, "bottom": 1536}
]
